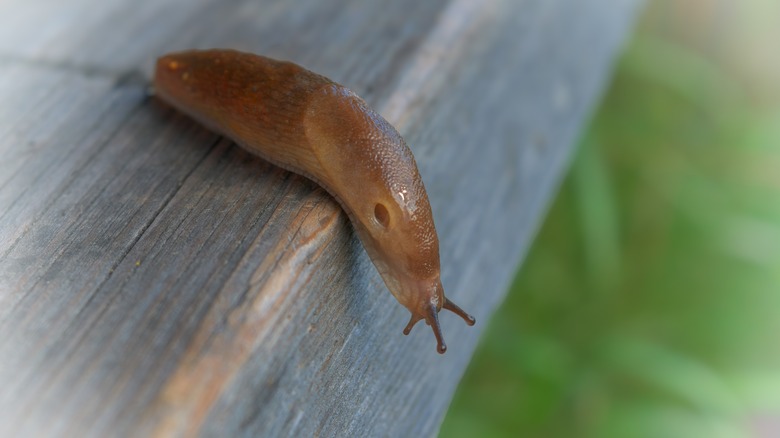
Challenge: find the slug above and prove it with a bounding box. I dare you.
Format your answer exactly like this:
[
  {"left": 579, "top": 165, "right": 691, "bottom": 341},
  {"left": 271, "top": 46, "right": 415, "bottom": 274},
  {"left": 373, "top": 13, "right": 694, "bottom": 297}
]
[{"left": 153, "top": 49, "right": 475, "bottom": 353}]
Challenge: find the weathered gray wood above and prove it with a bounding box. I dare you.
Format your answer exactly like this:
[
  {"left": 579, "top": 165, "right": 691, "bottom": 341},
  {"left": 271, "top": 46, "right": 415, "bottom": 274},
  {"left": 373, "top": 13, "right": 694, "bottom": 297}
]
[{"left": 0, "top": 0, "right": 641, "bottom": 436}]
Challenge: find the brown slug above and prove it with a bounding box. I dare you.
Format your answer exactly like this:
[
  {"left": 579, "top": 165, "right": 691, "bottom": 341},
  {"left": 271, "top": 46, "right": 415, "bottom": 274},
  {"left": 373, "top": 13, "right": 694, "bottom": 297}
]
[{"left": 153, "top": 49, "right": 475, "bottom": 353}]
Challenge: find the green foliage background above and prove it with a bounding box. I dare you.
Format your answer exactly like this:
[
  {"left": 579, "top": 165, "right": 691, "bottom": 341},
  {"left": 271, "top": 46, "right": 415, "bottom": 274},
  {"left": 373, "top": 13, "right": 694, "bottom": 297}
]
[{"left": 441, "top": 1, "right": 780, "bottom": 436}]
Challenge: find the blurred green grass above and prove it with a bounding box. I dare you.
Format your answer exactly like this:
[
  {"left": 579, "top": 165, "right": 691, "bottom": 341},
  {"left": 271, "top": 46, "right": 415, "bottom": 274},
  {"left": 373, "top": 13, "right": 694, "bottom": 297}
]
[{"left": 441, "top": 1, "right": 780, "bottom": 437}]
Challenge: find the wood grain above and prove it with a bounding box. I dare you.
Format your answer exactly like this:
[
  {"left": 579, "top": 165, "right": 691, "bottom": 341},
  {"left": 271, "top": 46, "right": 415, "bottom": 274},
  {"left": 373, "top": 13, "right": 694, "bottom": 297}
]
[{"left": 0, "top": 0, "right": 641, "bottom": 436}]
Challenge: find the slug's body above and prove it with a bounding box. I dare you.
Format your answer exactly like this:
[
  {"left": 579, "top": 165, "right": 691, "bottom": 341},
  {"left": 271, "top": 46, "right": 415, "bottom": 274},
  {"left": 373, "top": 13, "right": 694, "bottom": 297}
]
[{"left": 154, "top": 49, "right": 474, "bottom": 353}]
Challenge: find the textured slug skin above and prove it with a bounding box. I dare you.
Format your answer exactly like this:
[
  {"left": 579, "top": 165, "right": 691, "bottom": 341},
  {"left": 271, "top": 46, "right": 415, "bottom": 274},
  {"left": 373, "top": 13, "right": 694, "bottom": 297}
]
[{"left": 154, "top": 49, "right": 474, "bottom": 353}]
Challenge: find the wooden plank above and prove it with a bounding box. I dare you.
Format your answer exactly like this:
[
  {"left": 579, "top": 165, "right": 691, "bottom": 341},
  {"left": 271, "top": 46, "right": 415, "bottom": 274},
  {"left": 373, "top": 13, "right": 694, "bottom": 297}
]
[{"left": 0, "top": 0, "right": 642, "bottom": 436}]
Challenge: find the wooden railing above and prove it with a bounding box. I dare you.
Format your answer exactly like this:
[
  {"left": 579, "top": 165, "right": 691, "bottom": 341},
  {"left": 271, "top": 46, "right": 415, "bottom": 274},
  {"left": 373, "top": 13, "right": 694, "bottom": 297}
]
[{"left": 0, "top": 0, "right": 641, "bottom": 436}]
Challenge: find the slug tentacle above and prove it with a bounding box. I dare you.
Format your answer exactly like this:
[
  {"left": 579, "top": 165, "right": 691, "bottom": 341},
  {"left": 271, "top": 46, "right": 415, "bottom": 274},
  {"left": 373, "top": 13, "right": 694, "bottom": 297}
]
[
  {"left": 427, "top": 303, "right": 447, "bottom": 354},
  {"left": 443, "top": 298, "right": 476, "bottom": 326},
  {"left": 153, "top": 49, "right": 476, "bottom": 353},
  {"left": 402, "top": 295, "right": 474, "bottom": 354},
  {"left": 402, "top": 301, "right": 446, "bottom": 354},
  {"left": 403, "top": 314, "right": 422, "bottom": 336}
]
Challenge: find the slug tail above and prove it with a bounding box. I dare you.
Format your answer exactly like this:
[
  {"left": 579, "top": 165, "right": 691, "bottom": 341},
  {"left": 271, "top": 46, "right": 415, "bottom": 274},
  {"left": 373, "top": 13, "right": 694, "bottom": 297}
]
[{"left": 443, "top": 297, "right": 476, "bottom": 326}]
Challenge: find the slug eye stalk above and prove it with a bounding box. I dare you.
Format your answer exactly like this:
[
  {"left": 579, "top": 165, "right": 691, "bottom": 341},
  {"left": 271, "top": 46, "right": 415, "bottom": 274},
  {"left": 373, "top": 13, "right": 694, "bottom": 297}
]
[{"left": 402, "top": 297, "right": 476, "bottom": 354}]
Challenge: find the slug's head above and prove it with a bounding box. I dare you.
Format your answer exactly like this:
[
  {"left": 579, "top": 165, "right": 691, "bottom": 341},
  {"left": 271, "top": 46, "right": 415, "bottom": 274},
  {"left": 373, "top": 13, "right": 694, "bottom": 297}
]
[
  {"left": 362, "top": 195, "right": 476, "bottom": 355},
  {"left": 305, "top": 85, "right": 476, "bottom": 354}
]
